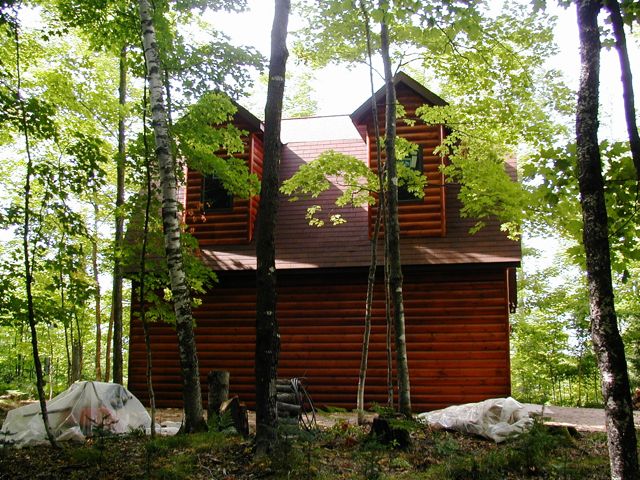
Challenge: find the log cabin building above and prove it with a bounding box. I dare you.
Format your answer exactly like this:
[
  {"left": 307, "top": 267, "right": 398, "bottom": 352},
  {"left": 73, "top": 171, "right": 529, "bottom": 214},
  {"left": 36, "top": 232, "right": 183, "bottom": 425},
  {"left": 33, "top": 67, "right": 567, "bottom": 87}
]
[{"left": 127, "top": 72, "right": 521, "bottom": 412}]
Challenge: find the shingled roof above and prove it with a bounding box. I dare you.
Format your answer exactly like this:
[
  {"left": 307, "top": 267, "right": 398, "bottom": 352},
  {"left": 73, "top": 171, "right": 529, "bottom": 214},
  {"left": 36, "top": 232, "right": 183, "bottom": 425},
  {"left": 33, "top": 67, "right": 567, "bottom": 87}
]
[{"left": 198, "top": 118, "right": 520, "bottom": 271}]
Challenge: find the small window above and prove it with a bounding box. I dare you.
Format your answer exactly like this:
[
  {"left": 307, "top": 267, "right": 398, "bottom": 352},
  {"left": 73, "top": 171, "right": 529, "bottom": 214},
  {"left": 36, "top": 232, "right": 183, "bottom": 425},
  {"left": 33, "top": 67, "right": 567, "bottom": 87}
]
[
  {"left": 202, "top": 174, "right": 233, "bottom": 211},
  {"left": 398, "top": 147, "right": 423, "bottom": 202}
]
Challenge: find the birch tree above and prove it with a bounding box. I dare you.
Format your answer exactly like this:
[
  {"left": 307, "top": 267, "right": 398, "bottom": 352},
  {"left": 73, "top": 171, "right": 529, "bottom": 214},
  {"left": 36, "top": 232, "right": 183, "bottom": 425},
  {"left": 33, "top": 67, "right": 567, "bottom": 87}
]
[{"left": 138, "top": 0, "right": 206, "bottom": 433}]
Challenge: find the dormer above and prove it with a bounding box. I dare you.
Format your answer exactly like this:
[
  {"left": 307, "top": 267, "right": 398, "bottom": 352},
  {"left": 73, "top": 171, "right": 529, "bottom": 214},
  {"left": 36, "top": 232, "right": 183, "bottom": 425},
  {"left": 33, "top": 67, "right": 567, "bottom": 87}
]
[
  {"left": 351, "top": 72, "right": 448, "bottom": 238},
  {"left": 184, "top": 101, "right": 263, "bottom": 245}
]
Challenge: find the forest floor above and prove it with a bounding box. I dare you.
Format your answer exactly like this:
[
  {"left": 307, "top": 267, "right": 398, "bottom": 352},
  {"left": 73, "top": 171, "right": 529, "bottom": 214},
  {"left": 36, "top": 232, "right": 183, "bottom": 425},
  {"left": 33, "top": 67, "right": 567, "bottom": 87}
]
[
  {"left": 153, "top": 403, "right": 640, "bottom": 433},
  {"left": 0, "top": 397, "right": 631, "bottom": 479}
]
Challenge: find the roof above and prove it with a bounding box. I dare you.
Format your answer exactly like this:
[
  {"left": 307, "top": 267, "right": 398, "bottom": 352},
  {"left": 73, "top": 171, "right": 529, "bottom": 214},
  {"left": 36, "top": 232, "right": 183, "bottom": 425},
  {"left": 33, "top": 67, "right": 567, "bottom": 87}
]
[
  {"left": 280, "top": 115, "right": 361, "bottom": 143},
  {"left": 234, "top": 100, "right": 262, "bottom": 132},
  {"left": 350, "top": 71, "right": 448, "bottom": 124},
  {"left": 199, "top": 116, "right": 521, "bottom": 271}
]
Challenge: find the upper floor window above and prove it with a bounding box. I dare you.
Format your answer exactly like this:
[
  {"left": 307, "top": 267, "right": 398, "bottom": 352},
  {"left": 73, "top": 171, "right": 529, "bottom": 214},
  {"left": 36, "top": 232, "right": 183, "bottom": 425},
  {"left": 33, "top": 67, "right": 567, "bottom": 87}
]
[
  {"left": 202, "top": 174, "right": 233, "bottom": 211},
  {"left": 397, "top": 147, "right": 423, "bottom": 202}
]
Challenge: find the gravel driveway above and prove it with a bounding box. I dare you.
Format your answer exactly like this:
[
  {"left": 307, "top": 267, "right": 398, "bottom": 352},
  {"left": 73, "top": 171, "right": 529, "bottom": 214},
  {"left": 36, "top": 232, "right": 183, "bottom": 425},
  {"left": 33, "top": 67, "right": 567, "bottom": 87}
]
[
  {"left": 155, "top": 404, "right": 640, "bottom": 433},
  {"left": 523, "top": 404, "right": 640, "bottom": 432}
]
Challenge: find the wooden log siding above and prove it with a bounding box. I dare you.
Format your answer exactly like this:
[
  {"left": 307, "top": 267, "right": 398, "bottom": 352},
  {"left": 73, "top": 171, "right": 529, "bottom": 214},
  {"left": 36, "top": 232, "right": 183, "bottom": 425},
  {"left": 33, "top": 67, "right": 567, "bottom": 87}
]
[
  {"left": 185, "top": 124, "right": 264, "bottom": 246},
  {"left": 248, "top": 132, "right": 263, "bottom": 243},
  {"left": 128, "top": 266, "right": 511, "bottom": 412},
  {"left": 365, "top": 83, "right": 447, "bottom": 238}
]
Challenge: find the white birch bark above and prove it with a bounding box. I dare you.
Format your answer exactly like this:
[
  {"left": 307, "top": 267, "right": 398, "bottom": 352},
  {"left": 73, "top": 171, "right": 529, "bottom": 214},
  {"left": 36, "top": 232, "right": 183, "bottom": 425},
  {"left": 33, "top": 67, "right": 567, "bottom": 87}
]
[{"left": 138, "top": 0, "right": 205, "bottom": 433}]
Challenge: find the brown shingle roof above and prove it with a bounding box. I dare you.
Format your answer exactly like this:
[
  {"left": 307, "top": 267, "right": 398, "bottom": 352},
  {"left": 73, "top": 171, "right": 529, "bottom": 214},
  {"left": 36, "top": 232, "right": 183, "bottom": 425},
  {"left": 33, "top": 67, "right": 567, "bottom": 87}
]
[{"left": 199, "top": 119, "right": 521, "bottom": 271}]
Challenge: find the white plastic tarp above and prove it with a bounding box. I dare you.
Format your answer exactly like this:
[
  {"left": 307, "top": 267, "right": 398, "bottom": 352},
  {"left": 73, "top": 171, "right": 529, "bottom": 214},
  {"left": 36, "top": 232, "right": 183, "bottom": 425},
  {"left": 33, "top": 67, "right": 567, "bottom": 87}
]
[
  {"left": 0, "top": 381, "right": 151, "bottom": 447},
  {"left": 417, "top": 397, "right": 534, "bottom": 443}
]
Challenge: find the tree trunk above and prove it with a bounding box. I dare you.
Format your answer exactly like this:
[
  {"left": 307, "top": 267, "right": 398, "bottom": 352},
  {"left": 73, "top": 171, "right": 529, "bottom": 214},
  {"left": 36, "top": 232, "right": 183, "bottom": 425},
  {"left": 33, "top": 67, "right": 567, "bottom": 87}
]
[
  {"left": 207, "top": 370, "right": 230, "bottom": 418},
  {"left": 380, "top": 10, "right": 411, "bottom": 417},
  {"left": 604, "top": 0, "right": 640, "bottom": 179},
  {"left": 357, "top": 2, "right": 384, "bottom": 425},
  {"left": 111, "top": 44, "right": 127, "bottom": 385},
  {"left": 138, "top": 0, "right": 206, "bottom": 433},
  {"left": 255, "top": 0, "right": 290, "bottom": 456},
  {"left": 575, "top": 2, "right": 639, "bottom": 478},
  {"left": 140, "top": 90, "right": 156, "bottom": 437},
  {"left": 15, "top": 23, "right": 57, "bottom": 448},
  {"left": 60, "top": 265, "right": 72, "bottom": 386},
  {"left": 92, "top": 201, "right": 102, "bottom": 381},
  {"left": 104, "top": 306, "right": 113, "bottom": 383}
]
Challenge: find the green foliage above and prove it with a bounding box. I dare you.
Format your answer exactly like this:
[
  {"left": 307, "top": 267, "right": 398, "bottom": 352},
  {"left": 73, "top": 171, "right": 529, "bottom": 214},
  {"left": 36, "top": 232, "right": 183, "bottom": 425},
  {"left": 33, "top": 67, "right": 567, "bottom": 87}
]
[
  {"left": 207, "top": 409, "right": 236, "bottom": 434},
  {"left": 0, "top": 15, "right": 121, "bottom": 391},
  {"left": 162, "top": 28, "right": 264, "bottom": 102},
  {"left": 281, "top": 143, "right": 426, "bottom": 227},
  {"left": 421, "top": 421, "right": 573, "bottom": 480},
  {"left": 510, "top": 247, "right": 603, "bottom": 406},
  {"left": 123, "top": 187, "right": 217, "bottom": 326},
  {"left": 281, "top": 150, "right": 377, "bottom": 204},
  {"left": 297, "top": 1, "right": 571, "bottom": 237},
  {"left": 283, "top": 68, "right": 318, "bottom": 118},
  {"left": 53, "top": 0, "right": 139, "bottom": 53},
  {"left": 441, "top": 153, "right": 524, "bottom": 238},
  {"left": 173, "top": 91, "right": 260, "bottom": 199},
  {"left": 525, "top": 140, "right": 640, "bottom": 272}
]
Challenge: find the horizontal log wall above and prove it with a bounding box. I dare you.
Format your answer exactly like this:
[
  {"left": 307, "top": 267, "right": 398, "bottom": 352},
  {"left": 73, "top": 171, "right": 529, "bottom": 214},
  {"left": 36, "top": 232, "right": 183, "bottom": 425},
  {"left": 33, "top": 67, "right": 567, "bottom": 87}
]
[
  {"left": 128, "top": 266, "right": 511, "bottom": 412},
  {"left": 184, "top": 120, "right": 263, "bottom": 246},
  {"left": 365, "top": 83, "right": 446, "bottom": 237},
  {"left": 248, "top": 132, "right": 263, "bottom": 242}
]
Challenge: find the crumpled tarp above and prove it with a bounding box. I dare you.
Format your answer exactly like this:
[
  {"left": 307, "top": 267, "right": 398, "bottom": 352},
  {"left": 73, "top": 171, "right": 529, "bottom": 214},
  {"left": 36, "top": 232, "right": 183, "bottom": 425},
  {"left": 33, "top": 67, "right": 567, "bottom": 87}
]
[
  {"left": 417, "top": 397, "right": 534, "bottom": 443},
  {"left": 1, "top": 381, "right": 151, "bottom": 447}
]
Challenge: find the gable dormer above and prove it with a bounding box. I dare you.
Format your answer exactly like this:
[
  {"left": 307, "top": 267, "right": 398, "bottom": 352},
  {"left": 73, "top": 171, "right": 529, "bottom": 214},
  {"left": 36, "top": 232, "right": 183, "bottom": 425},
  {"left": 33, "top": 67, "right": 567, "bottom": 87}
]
[
  {"left": 184, "top": 101, "right": 263, "bottom": 245},
  {"left": 351, "top": 72, "right": 447, "bottom": 238}
]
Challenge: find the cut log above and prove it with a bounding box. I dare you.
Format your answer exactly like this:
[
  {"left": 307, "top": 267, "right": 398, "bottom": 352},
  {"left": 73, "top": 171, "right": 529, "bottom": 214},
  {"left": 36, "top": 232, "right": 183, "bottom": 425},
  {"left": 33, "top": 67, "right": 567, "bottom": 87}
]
[
  {"left": 220, "top": 396, "right": 249, "bottom": 437},
  {"left": 207, "top": 370, "right": 229, "bottom": 419},
  {"left": 277, "top": 401, "right": 301, "bottom": 415},
  {"left": 276, "top": 383, "right": 294, "bottom": 393},
  {"left": 276, "top": 392, "right": 297, "bottom": 404}
]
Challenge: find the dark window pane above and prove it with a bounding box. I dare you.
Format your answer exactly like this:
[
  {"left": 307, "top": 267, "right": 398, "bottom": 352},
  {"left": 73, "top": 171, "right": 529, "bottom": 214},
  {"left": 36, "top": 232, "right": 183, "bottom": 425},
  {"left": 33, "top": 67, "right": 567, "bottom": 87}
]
[
  {"left": 398, "top": 147, "right": 423, "bottom": 202},
  {"left": 202, "top": 174, "right": 233, "bottom": 211}
]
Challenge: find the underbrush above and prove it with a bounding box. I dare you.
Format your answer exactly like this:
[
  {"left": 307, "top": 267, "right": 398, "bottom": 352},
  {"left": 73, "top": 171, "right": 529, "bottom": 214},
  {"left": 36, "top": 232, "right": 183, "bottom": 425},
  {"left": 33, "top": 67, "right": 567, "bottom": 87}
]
[{"left": 0, "top": 416, "right": 613, "bottom": 479}]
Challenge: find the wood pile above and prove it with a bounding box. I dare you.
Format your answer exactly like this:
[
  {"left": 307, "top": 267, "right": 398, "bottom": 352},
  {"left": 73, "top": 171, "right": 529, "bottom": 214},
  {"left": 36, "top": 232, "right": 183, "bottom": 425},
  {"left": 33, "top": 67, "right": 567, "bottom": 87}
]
[{"left": 276, "top": 378, "right": 316, "bottom": 429}]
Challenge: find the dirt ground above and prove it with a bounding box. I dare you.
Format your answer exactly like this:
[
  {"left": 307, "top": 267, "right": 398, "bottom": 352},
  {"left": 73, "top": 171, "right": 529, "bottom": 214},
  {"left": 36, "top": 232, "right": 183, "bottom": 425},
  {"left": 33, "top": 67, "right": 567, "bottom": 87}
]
[
  {"left": 153, "top": 403, "right": 640, "bottom": 433},
  {"left": 524, "top": 404, "right": 640, "bottom": 432}
]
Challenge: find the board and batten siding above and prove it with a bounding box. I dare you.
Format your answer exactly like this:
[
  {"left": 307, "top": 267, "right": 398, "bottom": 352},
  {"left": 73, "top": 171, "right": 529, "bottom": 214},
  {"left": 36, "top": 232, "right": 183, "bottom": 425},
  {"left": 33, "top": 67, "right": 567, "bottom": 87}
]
[
  {"left": 364, "top": 82, "right": 447, "bottom": 238},
  {"left": 128, "top": 266, "right": 511, "bottom": 412},
  {"left": 185, "top": 127, "right": 263, "bottom": 246}
]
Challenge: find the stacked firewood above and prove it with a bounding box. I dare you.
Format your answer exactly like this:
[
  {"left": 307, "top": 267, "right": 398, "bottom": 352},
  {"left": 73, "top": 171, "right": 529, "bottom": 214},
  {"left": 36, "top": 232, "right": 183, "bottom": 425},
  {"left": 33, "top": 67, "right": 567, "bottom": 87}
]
[{"left": 276, "top": 377, "right": 316, "bottom": 429}]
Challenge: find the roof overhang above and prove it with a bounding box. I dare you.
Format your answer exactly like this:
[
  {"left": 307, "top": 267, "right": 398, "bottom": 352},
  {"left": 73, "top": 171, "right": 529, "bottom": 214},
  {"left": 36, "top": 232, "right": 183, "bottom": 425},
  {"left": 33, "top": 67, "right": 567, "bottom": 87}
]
[
  {"left": 233, "top": 100, "right": 263, "bottom": 132},
  {"left": 350, "top": 71, "right": 448, "bottom": 125}
]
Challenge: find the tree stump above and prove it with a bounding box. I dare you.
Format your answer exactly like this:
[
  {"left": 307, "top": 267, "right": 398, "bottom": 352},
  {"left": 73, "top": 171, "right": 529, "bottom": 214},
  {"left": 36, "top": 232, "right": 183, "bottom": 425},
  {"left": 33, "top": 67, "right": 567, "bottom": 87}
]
[
  {"left": 371, "top": 416, "right": 411, "bottom": 449},
  {"left": 207, "top": 370, "right": 229, "bottom": 419},
  {"left": 220, "top": 396, "right": 249, "bottom": 437}
]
